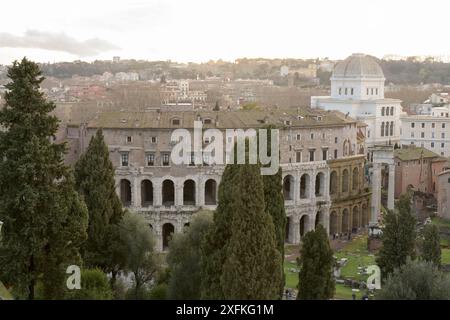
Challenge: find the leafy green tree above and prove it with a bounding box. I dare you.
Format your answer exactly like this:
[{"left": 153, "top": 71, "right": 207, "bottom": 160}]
[
  {"left": 74, "top": 129, "right": 125, "bottom": 282},
  {"left": 167, "top": 211, "right": 213, "bottom": 299},
  {"left": 421, "top": 224, "right": 441, "bottom": 267},
  {"left": 201, "top": 164, "right": 239, "bottom": 299},
  {"left": 297, "top": 225, "right": 335, "bottom": 300},
  {"left": 67, "top": 268, "right": 113, "bottom": 300},
  {"left": 221, "top": 164, "right": 282, "bottom": 299},
  {"left": 376, "top": 194, "right": 416, "bottom": 278},
  {"left": 377, "top": 259, "right": 450, "bottom": 300},
  {"left": 119, "top": 211, "right": 160, "bottom": 300},
  {"left": 0, "top": 58, "right": 88, "bottom": 299}
]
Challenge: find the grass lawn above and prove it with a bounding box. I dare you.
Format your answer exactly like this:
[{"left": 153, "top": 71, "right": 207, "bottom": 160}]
[
  {"left": 432, "top": 217, "right": 450, "bottom": 229},
  {"left": 442, "top": 248, "right": 450, "bottom": 265}
]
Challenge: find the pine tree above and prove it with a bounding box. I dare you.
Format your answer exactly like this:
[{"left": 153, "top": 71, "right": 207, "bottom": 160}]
[
  {"left": 421, "top": 224, "right": 441, "bottom": 267},
  {"left": 0, "top": 58, "right": 88, "bottom": 299},
  {"left": 200, "top": 164, "right": 238, "bottom": 299},
  {"left": 297, "top": 225, "right": 335, "bottom": 300},
  {"left": 74, "top": 129, "right": 125, "bottom": 280},
  {"left": 376, "top": 194, "right": 416, "bottom": 278},
  {"left": 261, "top": 126, "right": 286, "bottom": 298},
  {"left": 220, "top": 164, "right": 282, "bottom": 299}
]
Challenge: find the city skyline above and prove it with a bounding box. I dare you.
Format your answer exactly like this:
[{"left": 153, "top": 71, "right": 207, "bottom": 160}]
[{"left": 1, "top": 0, "right": 450, "bottom": 64}]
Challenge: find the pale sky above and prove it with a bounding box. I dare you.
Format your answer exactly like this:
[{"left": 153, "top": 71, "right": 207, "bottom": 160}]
[{"left": 0, "top": 0, "right": 448, "bottom": 64}]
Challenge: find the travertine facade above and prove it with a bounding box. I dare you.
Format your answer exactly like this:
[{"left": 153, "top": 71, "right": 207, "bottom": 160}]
[{"left": 63, "top": 108, "right": 371, "bottom": 250}]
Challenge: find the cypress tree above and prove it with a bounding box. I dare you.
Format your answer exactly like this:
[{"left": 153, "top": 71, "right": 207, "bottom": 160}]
[
  {"left": 421, "top": 224, "right": 441, "bottom": 267},
  {"left": 297, "top": 225, "right": 335, "bottom": 300},
  {"left": 376, "top": 194, "right": 416, "bottom": 278},
  {"left": 74, "top": 129, "right": 125, "bottom": 279},
  {"left": 200, "top": 164, "right": 238, "bottom": 299},
  {"left": 0, "top": 58, "right": 88, "bottom": 299},
  {"left": 220, "top": 163, "right": 282, "bottom": 299},
  {"left": 261, "top": 126, "right": 286, "bottom": 298}
]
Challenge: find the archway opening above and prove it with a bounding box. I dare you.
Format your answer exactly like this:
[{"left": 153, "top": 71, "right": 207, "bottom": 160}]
[
  {"left": 315, "top": 172, "right": 325, "bottom": 197},
  {"left": 330, "top": 171, "right": 338, "bottom": 195},
  {"left": 283, "top": 175, "right": 294, "bottom": 200},
  {"left": 342, "top": 209, "right": 350, "bottom": 233},
  {"left": 141, "top": 179, "right": 153, "bottom": 207},
  {"left": 205, "top": 179, "right": 217, "bottom": 205},
  {"left": 162, "top": 180, "right": 175, "bottom": 206},
  {"left": 300, "top": 174, "right": 310, "bottom": 199},
  {"left": 315, "top": 211, "right": 323, "bottom": 228},
  {"left": 162, "top": 223, "right": 174, "bottom": 250},
  {"left": 300, "top": 215, "right": 309, "bottom": 239},
  {"left": 342, "top": 169, "right": 349, "bottom": 193},
  {"left": 120, "top": 179, "right": 131, "bottom": 206},
  {"left": 352, "top": 206, "right": 359, "bottom": 232},
  {"left": 183, "top": 180, "right": 196, "bottom": 205},
  {"left": 330, "top": 211, "right": 338, "bottom": 236}
]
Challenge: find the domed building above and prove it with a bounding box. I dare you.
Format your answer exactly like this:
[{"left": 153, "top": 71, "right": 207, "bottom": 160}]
[{"left": 312, "top": 53, "right": 403, "bottom": 149}]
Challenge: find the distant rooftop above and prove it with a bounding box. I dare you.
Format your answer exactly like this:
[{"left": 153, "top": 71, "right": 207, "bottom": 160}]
[
  {"left": 85, "top": 107, "right": 357, "bottom": 130},
  {"left": 394, "top": 147, "right": 441, "bottom": 161}
]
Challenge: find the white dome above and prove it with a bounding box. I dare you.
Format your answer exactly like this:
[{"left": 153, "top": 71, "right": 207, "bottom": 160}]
[{"left": 332, "top": 53, "right": 385, "bottom": 79}]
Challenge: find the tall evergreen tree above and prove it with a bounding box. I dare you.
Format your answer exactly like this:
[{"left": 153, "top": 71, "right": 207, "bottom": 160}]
[
  {"left": 74, "top": 129, "right": 125, "bottom": 280},
  {"left": 261, "top": 126, "right": 286, "bottom": 298},
  {"left": 200, "top": 164, "right": 238, "bottom": 299},
  {"left": 376, "top": 194, "right": 416, "bottom": 278},
  {"left": 220, "top": 163, "right": 282, "bottom": 299},
  {"left": 297, "top": 225, "right": 335, "bottom": 300},
  {"left": 0, "top": 58, "right": 88, "bottom": 299},
  {"left": 421, "top": 224, "right": 441, "bottom": 267}
]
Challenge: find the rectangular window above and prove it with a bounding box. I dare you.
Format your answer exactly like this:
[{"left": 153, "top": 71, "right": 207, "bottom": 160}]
[
  {"left": 297, "top": 134, "right": 301, "bottom": 140},
  {"left": 431, "top": 142, "right": 435, "bottom": 148},
  {"left": 442, "top": 143, "right": 445, "bottom": 148},
  {"left": 334, "top": 149, "right": 338, "bottom": 159},
  {"left": 310, "top": 133, "right": 314, "bottom": 140},
  {"left": 442, "top": 133, "right": 445, "bottom": 139},
  {"left": 121, "top": 153, "right": 129, "bottom": 167},
  {"left": 351, "top": 88, "right": 354, "bottom": 95},
  {"left": 335, "top": 137, "right": 338, "bottom": 143},
  {"left": 126, "top": 136, "right": 132, "bottom": 143},
  {"left": 421, "top": 132, "right": 425, "bottom": 138},
  {"left": 296, "top": 151, "right": 302, "bottom": 163},
  {"left": 421, "top": 123, "right": 425, "bottom": 128},
  {"left": 162, "top": 153, "right": 170, "bottom": 166},
  {"left": 322, "top": 149, "right": 328, "bottom": 161},
  {"left": 145, "top": 153, "right": 155, "bottom": 166},
  {"left": 309, "top": 150, "right": 315, "bottom": 162},
  {"left": 432, "top": 123, "right": 435, "bottom": 128},
  {"left": 345, "top": 88, "right": 348, "bottom": 95},
  {"left": 443, "top": 123, "right": 446, "bottom": 129},
  {"left": 151, "top": 136, "right": 157, "bottom": 143},
  {"left": 411, "top": 123, "right": 415, "bottom": 128}
]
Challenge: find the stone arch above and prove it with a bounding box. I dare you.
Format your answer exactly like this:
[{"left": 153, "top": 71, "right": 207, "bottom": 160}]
[
  {"left": 342, "top": 169, "right": 349, "bottom": 193},
  {"left": 162, "top": 223, "right": 175, "bottom": 250},
  {"left": 120, "top": 179, "right": 131, "bottom": 206},
  {"left": 330, "top": 171, "right": 338, "bottom": 195},
  {"left": 342, "top": 208, "right": 350, "bottom": 233},
  {"left": 183, "top": 179, "right": 196, "bottom": 205},
  {"left": 300, "top": 174, "right": 310, "bottom": 199},
  {"left": 330, "top": 211, "right": 339, "bottom": 235},
  {"left": 205, "top": 179, "right": 217, "bottom": 205},
  {"left": 352, "top": 205, "right": 360, "bottom": 231},
  {"left": 315, "top": 172, "right": 325, "bottom": 197},
  {"left": 352, "top": 167, "right": 359, "bottom": 191},
  {"left": 300, "top": 215, "right": 309, "bottom": 239},
  {"left": 283, "top": 175, "right": 294, "bottom": 200},
  {"left": 162, "top": 179, "right": 175, "bottom": 206},
  {"left": 141, "top": 179, "right": 153, "bottom": 207}
]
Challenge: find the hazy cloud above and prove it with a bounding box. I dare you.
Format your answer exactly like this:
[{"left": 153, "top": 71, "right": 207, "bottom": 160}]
[{"left": 0, "top": 30, "right": 119, "bottom": 57}]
